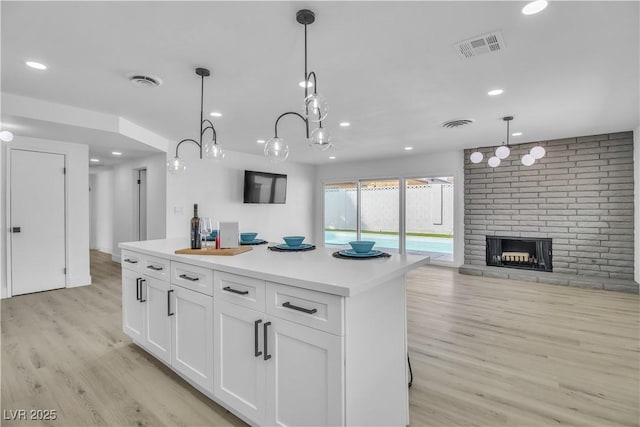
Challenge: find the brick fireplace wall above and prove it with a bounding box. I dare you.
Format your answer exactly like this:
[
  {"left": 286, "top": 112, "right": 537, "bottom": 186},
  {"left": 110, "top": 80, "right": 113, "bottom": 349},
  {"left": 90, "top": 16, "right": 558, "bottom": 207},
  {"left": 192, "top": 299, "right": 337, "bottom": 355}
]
[{"left": 463, "top": 131, "right": 635, "bottom": 290}]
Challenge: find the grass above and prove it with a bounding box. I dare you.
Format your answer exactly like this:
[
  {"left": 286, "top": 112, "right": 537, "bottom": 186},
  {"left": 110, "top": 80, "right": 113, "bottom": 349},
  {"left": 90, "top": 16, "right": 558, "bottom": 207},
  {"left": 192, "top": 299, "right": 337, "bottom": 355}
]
[{"left": 325, "top": 229, "right": 453, "bottom": 239}]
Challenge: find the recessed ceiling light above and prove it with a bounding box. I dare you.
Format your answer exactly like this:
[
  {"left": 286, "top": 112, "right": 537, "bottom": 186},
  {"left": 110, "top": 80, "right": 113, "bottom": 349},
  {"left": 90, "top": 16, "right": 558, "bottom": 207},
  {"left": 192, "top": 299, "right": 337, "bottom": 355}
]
[
  {"left": 512, "top": 132, "right": 523, "bottom": 136},
  {"left": 257, "top": 139, "right": 266, "bottom": 144},
  {"left": 298, "top": 80, "right": 314, "bottom": 88},
  {"left": 487, "top": 89, "right": 504, "bottom": 96},
  {"left": 209, "top": 112, "right": 222, "bottom": 118},
  {"left": 111, "top": 151, "right": 122, "bottom": 156},
  {"left": 0, "top": 130, "right": 14, "bottom": 142},
  {"left": 26, "top": 61, "right": 47, "bottom": 70},
  {"left": 339, "top": 122, "right": 351, "bottom": 127},
  {"left": 522, "top": 0, "right": 548, "bottom": 15},
  {"left": 404, "top": 146, "right": 413, "bottom": 151},
  {"left": 329, "top": 156, "right": 336, "bottom": 160},
  {"left": 90, "top": 158, "right": 100, "bottom": 163}
]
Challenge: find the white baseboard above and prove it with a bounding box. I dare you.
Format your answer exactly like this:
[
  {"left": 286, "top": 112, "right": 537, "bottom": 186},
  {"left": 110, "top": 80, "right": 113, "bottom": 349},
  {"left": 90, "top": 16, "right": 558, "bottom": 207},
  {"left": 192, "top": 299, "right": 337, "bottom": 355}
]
[
  {"left": 112, "top": 254, "right": 121, "bottom": 263},
  {"left": 67, "top": 275, "right": 92, "bottom": 287},
  {"left": 96, "top": 247, "right": 113, "bottom": 255}
]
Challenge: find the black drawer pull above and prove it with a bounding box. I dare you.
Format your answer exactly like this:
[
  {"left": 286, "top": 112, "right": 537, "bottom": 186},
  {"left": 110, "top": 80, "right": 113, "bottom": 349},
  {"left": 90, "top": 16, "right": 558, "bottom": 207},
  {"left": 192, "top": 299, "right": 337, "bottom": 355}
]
[
  {"left": 223, "top": 286, "right": 249, "bottom": 295},
  {"left": 282, "top": 301, "right": 317, "bottom": 314},
  {"left": 179, "top": 274, "right": 199, "bottom": 282},
  {"left": 254, "top": 319, "right": 263, "bottom": 357},
  {"left": 263, "top": 321, "right": 271, "bottom": 361},
  {"left": 139, "top": 279, "right": 146, "bottom": 302},
  {"left": 146, "top": 265, "right": 163, "bottom": 271},
  {"left": 124, "top": 258, "right": 138, "bottom": 264},
  {"left": 167, "top": 289, "right": 174, "bottom": 316},
  {"left": 136, "top": 278, "right": 141, "bottom": 301}
]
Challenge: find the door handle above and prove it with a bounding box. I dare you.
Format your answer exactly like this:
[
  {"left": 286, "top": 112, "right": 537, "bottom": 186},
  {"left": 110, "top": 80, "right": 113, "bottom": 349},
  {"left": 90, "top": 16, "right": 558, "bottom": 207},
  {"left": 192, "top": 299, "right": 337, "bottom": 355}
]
[
  {"left": 139, "top": 279, "right": 146, "bottom": 302},
  {"left": 263, "top": 321, "right": 272, "bottom": 361},
  {"left": 11, "top": 227, "right": 21, "bottom": 233},
  {"left": 136, "top": 278, "right": 141, "bottom": 301},
  {"left": 167, "top": 289, "right": 174, "bottom": 316},
  {"left": 254, "top": 319, "right": 263, "bottom": 357}
]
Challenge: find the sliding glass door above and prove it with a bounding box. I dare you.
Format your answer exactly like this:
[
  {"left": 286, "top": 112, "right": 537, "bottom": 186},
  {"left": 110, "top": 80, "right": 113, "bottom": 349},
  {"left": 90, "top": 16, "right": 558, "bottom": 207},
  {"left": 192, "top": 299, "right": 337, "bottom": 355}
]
[
  {"left": 324, "top": 182, "right": 357, "bottom": 244},
  {"left": 360, "top": 179, "right": 400, "bottom": 250}
]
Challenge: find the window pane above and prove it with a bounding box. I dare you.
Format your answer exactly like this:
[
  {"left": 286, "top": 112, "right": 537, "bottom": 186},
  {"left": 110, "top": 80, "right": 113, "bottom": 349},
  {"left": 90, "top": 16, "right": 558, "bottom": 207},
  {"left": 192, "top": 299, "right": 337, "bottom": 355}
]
[
  {"left": 324, "top": 182, "right": 357, "bottom": 245},
  {"left": 405, "top": 177, "right": 454, "bottom": 262},
  {"left": 360, "top": 179, "right": 399, "bottom": 250}
]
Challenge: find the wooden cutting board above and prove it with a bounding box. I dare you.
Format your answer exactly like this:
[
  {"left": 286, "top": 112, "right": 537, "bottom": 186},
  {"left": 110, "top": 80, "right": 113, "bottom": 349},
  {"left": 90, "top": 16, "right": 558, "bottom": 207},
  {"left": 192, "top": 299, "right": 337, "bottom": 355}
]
[{"left": 175, "top": 246, "right": 252, "bottom": 256}]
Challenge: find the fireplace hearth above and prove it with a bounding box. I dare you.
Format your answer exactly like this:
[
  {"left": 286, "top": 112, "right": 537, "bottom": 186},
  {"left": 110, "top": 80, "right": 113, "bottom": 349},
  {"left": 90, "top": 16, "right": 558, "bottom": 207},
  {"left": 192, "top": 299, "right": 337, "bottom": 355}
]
[{"left": 486, "top": 236, "right": 552, "bottom": 272}]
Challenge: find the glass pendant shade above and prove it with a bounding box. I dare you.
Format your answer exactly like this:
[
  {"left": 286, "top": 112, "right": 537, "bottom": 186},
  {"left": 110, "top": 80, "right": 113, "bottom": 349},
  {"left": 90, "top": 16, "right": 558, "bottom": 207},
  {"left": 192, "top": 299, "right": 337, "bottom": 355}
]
[
  {"left": 310, "top": 127, "right": 332, "bottom": 151},
  {"left": 203, "top": 140, "right": 225, "bottom": 159},
  {"left": 488, "top": 156, "right": 501, "bottom": 168},
  {"left": 167, "top": 157, "right": 186, "bottom": 174},
  {"left": 530, "top": 146, "right": 546, "bottom": 159},
  {"left": 264, "top": 137, "right": 290, "bottom": 162},
  {"left": 0, "top": 130, "right": 14, "bottom": 142},
  {"left": 521, "top": 154, "right": 535, "bottom": 166},
  {"left": 495, "top": 145, "right": 510, "bottom": 159},
  {"left": 470, "top": 151, "right": 483, "bottom": 164},
  {"left": 304, "top": 93, "right": 328, "bottom": 123}
]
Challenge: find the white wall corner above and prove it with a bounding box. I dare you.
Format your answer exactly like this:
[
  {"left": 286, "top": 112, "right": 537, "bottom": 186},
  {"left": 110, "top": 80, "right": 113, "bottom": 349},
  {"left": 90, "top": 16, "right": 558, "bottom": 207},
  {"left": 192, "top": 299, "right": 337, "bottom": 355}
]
[{"left": 118, "top": 117, "right": 169, "bottom": 153}]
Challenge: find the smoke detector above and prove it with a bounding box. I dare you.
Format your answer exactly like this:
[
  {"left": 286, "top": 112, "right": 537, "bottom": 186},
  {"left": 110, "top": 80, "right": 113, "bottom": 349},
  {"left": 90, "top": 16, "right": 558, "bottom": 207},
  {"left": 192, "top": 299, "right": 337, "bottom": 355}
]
[
  {"left": 128, "top": 74, "right": 162, "bottom": 88},
  {"left": 442, "top": 118, "right": 475, "bottom": 129},
  {"left": 454, "top": 31, "right": 505, "bottom": 59}
]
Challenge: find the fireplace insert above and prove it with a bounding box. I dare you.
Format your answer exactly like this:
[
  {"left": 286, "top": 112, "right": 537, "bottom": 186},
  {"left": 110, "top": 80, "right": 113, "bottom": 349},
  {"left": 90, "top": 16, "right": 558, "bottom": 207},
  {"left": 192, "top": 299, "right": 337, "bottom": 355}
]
[{"left": 486, "top": 236, "right": 552, "bottom": 272}]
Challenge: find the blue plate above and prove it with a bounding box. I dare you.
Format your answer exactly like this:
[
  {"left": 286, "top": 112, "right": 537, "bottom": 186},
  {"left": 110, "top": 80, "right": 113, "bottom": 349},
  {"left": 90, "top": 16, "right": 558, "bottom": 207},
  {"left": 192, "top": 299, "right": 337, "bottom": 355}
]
[
  {"left": 240, "top": 239, "right": 267, "bottom": 245},
  {"left": 275, "top": 243, "right": 314, "bottom": 250},
  {"left": 339, "top": 249, "right": 383, "bottom": 258}
]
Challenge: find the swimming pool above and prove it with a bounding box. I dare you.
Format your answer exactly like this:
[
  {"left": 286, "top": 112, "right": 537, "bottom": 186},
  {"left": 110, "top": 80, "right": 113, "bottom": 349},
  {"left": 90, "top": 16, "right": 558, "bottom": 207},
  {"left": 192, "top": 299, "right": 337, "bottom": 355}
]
[{"left": 324, "top": 230, "right": 453, "bottom": 254}]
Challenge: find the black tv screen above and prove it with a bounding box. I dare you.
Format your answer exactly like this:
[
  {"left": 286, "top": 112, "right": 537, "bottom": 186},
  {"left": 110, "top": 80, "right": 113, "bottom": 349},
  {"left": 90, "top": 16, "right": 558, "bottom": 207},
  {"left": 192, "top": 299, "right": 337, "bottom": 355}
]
[{"left": 243, "top": 170, "right": 287, "bottom": 204}]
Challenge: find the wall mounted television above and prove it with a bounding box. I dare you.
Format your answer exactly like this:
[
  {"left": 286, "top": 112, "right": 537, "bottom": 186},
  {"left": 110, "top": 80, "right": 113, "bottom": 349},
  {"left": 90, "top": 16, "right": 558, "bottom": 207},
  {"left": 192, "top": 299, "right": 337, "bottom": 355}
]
[{"left": 243, "top": 170, "right": 287, "bottom": 204}]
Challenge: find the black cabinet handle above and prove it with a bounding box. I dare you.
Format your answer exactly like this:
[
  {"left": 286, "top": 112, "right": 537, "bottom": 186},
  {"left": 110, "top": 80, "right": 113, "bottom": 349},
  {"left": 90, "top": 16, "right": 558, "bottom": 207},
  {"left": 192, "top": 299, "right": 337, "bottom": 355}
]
[
  {"left": 167, "top": 289, "right": 174, "bottom": 316},
  {"left": 124, "top": 258, "right": 138, "bottom": 264},
  {"left": 283, "top": 301, "right": 317, "bottom": 315},
  {"left": 139, "top": 279, "right": 146, "bottom": 302},
  {"left": 179, "top": 274, "right": 199, "bottom": 282},
  {"left": 147, "top": 265, "right": 163, "bottom": 271},
  {"left": 223, "top": 286, "right": 249, "bottom": 295},
  {"left": 136, "top": 278, "right": 141, "bottom": 301},
  {"left": 263, "top": 321, "right": 272, "bottom": 361},
  {"left": 11, "top": 227, "right": 21, "bottom": 233},
  {"left": 254, "top": 319, "right": 263, "bottom": 357}
]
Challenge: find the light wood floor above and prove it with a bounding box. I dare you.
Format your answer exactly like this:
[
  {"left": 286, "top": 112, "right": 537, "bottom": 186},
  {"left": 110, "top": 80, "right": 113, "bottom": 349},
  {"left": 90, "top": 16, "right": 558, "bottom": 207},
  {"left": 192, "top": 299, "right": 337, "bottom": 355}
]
[{"left": 1, "top": 251, "right": 638, "bottom": 426}]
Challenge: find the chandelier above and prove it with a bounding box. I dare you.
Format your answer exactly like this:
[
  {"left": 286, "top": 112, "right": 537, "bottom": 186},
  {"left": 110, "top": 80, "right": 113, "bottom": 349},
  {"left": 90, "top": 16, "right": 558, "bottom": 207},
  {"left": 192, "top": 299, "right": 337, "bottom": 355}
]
[
  {"left": 167, "top": 68, "right": 224, "bottom": 174},
  {"left": 264, "top": 9, "right": 332, "bottom": 162}
]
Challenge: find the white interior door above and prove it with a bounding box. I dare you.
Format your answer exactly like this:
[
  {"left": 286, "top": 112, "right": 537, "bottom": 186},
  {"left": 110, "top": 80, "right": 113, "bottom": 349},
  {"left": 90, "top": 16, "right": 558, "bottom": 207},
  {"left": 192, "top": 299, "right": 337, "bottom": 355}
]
[{"left": 10, "top": 150, "right": 66, "bottom": 296}]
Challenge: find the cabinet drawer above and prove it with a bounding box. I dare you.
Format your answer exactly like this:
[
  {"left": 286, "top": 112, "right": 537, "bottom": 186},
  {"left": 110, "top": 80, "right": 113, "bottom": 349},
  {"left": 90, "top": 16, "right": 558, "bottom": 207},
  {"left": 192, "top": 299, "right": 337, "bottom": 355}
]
[
  {"left": 215, "top": 272, "right": 265, "bottom": 312},
  {"left": 171, "top": 262, "right": 214, "bottom": 296},
  {"left": 266, "top": 283, "right": 343, "bottom": 336},
  {"left": 142, "top": 255, "right": 170, "bottom": 281},
  {"left": 121, "top": 250, "right": 142, "bottom": 272}
]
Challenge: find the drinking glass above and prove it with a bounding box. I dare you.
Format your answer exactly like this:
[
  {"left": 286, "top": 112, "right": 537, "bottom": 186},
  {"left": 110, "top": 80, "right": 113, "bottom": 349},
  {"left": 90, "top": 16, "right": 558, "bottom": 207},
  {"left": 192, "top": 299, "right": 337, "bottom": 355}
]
[{"left": 200, "top": 217, "right": 213, "bottom": 249}]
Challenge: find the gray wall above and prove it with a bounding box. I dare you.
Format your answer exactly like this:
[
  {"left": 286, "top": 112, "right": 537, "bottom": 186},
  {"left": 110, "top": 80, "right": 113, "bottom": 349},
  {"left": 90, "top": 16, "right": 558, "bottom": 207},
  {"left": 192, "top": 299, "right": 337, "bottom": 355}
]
[{"left": 464, "top": 131, "right": 634, "bottom": 281}]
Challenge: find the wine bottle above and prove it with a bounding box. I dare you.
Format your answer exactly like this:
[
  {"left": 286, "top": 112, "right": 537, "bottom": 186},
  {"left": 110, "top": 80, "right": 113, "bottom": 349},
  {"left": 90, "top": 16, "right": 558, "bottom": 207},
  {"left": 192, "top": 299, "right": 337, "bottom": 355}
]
[{"left": 190, "top": 204, "right": 201, "bottom": 249}]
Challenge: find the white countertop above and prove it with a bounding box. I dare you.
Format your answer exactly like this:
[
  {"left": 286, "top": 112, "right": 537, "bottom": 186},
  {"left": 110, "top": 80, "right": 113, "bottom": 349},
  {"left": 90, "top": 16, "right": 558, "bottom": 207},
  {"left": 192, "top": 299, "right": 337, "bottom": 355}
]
[{"left": 119, "top": 238, "right": 429, "bottom": 297}]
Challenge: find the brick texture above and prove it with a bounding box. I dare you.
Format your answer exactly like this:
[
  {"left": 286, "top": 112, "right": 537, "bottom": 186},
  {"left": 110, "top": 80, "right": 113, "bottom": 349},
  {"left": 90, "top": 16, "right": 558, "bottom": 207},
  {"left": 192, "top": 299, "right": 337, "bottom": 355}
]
[{"left": 464, "top": 131, "right": 635, "bottom": 281}]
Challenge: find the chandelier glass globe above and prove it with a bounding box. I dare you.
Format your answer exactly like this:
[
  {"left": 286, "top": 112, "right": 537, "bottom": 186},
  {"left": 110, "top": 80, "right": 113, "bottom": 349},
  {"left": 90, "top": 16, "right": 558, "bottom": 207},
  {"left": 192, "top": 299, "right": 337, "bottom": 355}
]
[
  {"left": 167, "top": 157, "right": 186, "bottom": 174},
  {"left": 530, "top": 146, "right": 546, "bottom": 159},
  {"left": 309, "top": 127, "right": 332, "bottom": 151},
  {"left": 203, "top": 140, "right": 225, "bottom": 159},
  {"left": 495, "top": 145, "right": 510, "bottom": 159},
  {"left": 0, "top": 130, "right": 14, "bottom": 142},
  {"left": 469, "top": 151, "right": 483, "bottom": 164},
  {"left": 521, "top": 154, "right": 535, "bottom": 166},
  {"left": 264, "top": 137, "right": 290, "bottom": 162},
  {"left": 488, "top": 156, "right": 501, "bottom": 168},
  {"left": 304, "top": 93, "right": 328, "bottom": 123}
]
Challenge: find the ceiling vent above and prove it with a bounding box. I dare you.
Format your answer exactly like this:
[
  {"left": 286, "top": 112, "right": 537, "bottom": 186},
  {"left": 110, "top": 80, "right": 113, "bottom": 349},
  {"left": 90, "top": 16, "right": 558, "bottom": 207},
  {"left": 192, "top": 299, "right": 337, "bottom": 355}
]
[
  {"left": 441, "top": 118, "right": 475, "bottom": 129},
  {"left": 129, "top": 74, "right": 161, "bottom": 88},
  {"left": 454, "top": 31, "right": 505, "bottom": 59}
]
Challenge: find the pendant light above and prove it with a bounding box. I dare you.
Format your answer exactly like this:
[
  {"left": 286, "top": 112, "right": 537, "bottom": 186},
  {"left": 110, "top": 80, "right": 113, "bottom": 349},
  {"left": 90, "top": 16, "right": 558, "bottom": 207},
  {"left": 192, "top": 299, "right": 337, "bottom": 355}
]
[
  {"left": 167, "top": 68, "right": 224, "bottom": 174},
  {"left": 495, "top": 116, "right": 513, "bottom": 159},
  {"left": 530, "top": 145, "right": 546, "bottom": 159},
  {"left": 264, "top": 9, "right": 332, "bottom": 162}
]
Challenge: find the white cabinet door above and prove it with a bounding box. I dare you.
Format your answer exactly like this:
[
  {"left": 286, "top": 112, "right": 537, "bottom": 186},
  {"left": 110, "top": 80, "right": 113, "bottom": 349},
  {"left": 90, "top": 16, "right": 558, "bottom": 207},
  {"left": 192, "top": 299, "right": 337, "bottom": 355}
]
[
  {"left": 122, "top": 268, "right": 143, "bottom": 341},
  {"left": 171, "top": 286, "right": 214, "bottom": 394},
  {"left": 213, "top": 300, "right": 266, "bottom": 425},
  {"left": 143, "top": 277, "right": 171, "bottom": 365},
  {"left": 266, "top": 317, "right": 344, "bottom": 427}
]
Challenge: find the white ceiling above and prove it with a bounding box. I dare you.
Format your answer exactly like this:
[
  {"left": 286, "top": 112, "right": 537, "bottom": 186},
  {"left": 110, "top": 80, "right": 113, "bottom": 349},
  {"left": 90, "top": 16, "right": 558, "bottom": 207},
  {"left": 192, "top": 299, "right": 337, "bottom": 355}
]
[{"left": 2, "top": 1, "right": 638, "bottom": 165}]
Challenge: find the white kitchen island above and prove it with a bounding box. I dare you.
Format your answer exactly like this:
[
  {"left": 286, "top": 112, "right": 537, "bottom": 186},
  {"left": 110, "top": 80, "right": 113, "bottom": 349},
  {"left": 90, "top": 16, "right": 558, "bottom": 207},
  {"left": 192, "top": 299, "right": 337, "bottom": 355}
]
[{"left": 119, "top": 238, "right": 428, "bottom": 427}]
